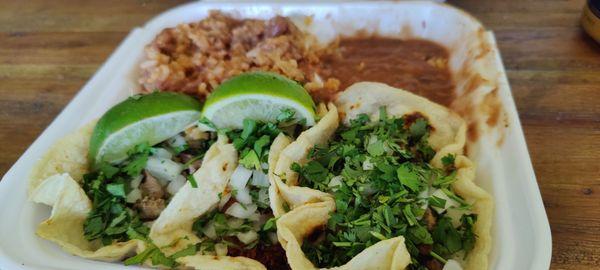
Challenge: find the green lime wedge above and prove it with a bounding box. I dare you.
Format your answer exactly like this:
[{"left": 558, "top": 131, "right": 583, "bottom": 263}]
[
  {"left": 202, "top": 72, "right": 316, "bottom": 129},
  {"left": 89, "top": 92, "right": 201, "bottom": 167}
]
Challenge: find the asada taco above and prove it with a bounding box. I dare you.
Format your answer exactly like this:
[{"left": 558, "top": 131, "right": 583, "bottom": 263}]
[{"left": 271, "top": 82, "right": 493, "bottom": 270}]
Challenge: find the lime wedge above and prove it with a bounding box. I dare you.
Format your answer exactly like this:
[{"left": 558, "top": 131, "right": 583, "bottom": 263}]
[
  {"left": 89, "top": 92, "right": 201, "bottom": 166},
  {"left": 202, "top": 72, "right": 316, "bottom": 129}
]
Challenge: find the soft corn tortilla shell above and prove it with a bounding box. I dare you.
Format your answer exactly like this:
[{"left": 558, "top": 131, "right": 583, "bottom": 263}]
[
  {"left": 28, "top": 121, "right": 96, "bottom": 196},
  {"left": 275, "top": 82, "right": 492, "bottom": 270},
  {"left": 267, "top": 104, "right": 338, "bottom": 217}
]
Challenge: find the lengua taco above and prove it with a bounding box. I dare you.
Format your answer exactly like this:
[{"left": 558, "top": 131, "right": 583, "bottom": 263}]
[
  {"left": 271, "top": 82, "right": 493, "bottom": 270},
  {"left": 28, "top": 72, "right": 319, "bottom": 269}
]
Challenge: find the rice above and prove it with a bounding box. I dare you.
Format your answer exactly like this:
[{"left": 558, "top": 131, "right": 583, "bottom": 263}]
[{"left": 139, "top": 11, "right": 340, "bottom": 99}]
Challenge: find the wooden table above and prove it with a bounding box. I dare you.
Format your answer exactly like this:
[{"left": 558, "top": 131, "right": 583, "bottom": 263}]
[{"left": 0, "top": 1, "right": 598, "bottom": 269}]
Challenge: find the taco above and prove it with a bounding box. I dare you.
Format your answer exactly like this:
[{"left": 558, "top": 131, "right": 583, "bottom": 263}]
[
  {"left": 28, "top": 92, "right": 230, "bottom": 267},
  {"left": 271, "top": 82, "right": 493, "bottom": 270},
  {"left": 149, "top": 112, "right": 311, "bottom": 269}
]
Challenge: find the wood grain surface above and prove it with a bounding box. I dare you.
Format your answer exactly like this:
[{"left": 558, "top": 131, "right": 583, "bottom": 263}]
[{"left": 0, "top": 1, "right": 598, "bottom": 269}]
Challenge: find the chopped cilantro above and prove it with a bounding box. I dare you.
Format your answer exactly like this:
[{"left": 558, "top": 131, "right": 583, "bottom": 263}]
[
  {"left": 170, "top": 244, "right": 198, "bottom": 259},
  {"left": 239, "top": 150, "right": 261, "bottom": 170},
  {"left": 199, "top": 117, "right": 217, "bottom": 130},
  {"left": 441, "top": 154, "right": 456, "bottom": 167},
  {"left": 396, "top": 163, "right": 421, "bottom": 192},
  {"left": 187, "top": 174, "right": 198, "bottom": 188},
  {"left": 276, "top": 108, "right": 296, "bottom": 123},
  {"left": 106, "top": 183, "right": 126, "bottom": 198}
]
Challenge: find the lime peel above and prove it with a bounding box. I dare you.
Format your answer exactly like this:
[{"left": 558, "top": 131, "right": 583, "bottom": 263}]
[{"left": 89, "top": 92, "right": 202, "bottom": 166}]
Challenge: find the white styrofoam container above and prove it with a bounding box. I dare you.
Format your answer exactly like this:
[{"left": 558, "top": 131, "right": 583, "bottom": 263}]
[{"left": 0, "top": 1, "right": 552, "bottom": 270}]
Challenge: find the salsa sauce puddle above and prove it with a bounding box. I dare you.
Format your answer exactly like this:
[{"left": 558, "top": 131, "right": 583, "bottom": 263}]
[{"left": 318, "top": 37, "right": 455, "bottom": 107}]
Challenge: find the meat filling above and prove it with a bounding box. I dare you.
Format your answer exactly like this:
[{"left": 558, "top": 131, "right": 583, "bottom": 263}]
[{"left": 135, "top": 171, "right": 167, "bottom": 220}]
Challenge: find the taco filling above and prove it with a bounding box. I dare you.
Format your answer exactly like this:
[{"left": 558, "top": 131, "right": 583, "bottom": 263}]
[
  {"left": 292, "top": 108, "right": 476, "bottom": 270},
  {"left": 81, "top": 127, "right": 215, "bottom": 264},
  {"left": 187, "top": 113, "right": 304, "bottom": 270}
]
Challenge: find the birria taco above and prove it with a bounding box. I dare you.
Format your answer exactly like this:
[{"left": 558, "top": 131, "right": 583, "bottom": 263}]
[{"left": 271, "top": 82, "right": 493, "bottom": 270}]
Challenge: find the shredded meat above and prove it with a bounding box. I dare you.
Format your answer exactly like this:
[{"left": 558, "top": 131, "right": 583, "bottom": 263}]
[
  {"left": 136, "top": 197, "right": 166, "bottom": 220},
  {"left": 423, "top": 208, "right": 437, "bottom": 231},
  {"left": 136, "top": 171, "right": 166, "bottom": 220},
  {"left": 229, "top": 243, "right": 290, "bottom": 270},
  {"left": 418, "top": 244, "right": 433, "bottom": 256},
  {"left": 425, "top": 259, "right": 444, "bottom": 270},
  {"left": 140, "top": 171, "right": 164, "bottom": 199}
]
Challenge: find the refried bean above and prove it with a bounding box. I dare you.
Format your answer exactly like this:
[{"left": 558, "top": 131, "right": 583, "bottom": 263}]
[{"left": 318, "top": 37, "right": 455, "bottom": 105}]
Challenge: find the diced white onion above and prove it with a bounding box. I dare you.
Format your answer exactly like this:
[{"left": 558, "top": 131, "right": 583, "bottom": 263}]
[
  {"left": 230, "top": 165, "right": 252, "bottom": 189},
  {"left": 257, "top": 188, "right": 270, "bottom": 206},
  {"left": 167, "top": 175, "right": 186, "bottom": 195},
  {"left": 362, "top": 158, "right": 374, "bottom": 170},
  {"left": 418, "top": 189, "right": 430, "bottom": 199},
  {"left": 247, "top": 212, "right": 261, "bottom": 221},
  {"left": 167, "top": 134, "right": 187, "bottom": 150},
  {"left": 446, "top": 207, "right": 471, "bottom": 228},
  {"left": 250, "top": 170, "right": 270, "bottom": 187},
  {"left": 225, "top": 202, "right": 258, "bottom": 219},
  {"left": 236, "top": 230, "right": 259, "bottom": 245},
  {"left": 234, "top": 187, "right": 253, "bottom": 205},
  {"left": 126, "top": 188, "right": 142, "bottom": 203},
  {"left": 130, "top": 174, "right": 143, "bottom": 189},
  {"left": 215, "top": 243, "right": 228, "bottom": 256},
  {"left": 218, "top": 192, "right": 232, "bottom": 210},
  {"left": 328, "top": 175, "right": 343, "bottom": 191},
  {"left": 197, "top": 122, "right": 216, "bottom": 132},
  {"left": 443, "top": 259, "right": 463, "bottom": 270},
  {"left": 417, "top": 188, "right": 430, "bottom": 217},
  {"left": 261, "top": 162, "right": 269, "bottom": 170},
  {"left": 430, "top": 189, "right": 460, "bottom": 214},
  {"left": 152, "top": 147, "right": 173, "bottom": 159},
  {"left": 145, "top": 157, "right": 183, "bottom": 184},
  {"left": 226, "top": 218, "right": 245, "bottom": 229},
  {"left": 202, "top": 220, "right": 217, "bottom": 239}
]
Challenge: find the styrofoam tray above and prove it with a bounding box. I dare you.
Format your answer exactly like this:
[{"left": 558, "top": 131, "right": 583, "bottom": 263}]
[{"left": 0, "top": 1, "right": 551, "bottom": 270}]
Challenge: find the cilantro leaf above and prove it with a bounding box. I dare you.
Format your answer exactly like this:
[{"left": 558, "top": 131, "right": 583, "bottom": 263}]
[
  {"left": 106, "top": 183, "right": 126, "bottom": 198},
  {"left": 170, "top": 244, "right": 197, "bottom": 259},
  {"left": 239, "top": 150, "right": 261, "bottom": 170},
  {"left": 441, "top": 154, "right": 456, "bottom": 167},
  {"left": 396, "top": 163, "right": 421, "bottom": 192},
  {"left": 366, "top": 139, "right": 385, "bottom": 157},
  {"left": 409, "top": 118, "right": 428, "bottom": 139}
]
